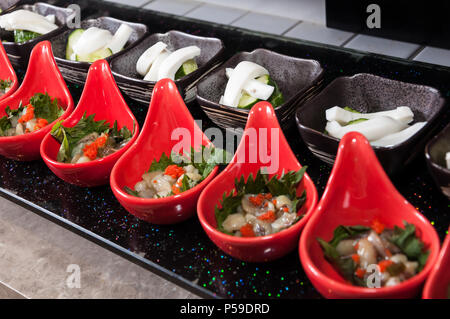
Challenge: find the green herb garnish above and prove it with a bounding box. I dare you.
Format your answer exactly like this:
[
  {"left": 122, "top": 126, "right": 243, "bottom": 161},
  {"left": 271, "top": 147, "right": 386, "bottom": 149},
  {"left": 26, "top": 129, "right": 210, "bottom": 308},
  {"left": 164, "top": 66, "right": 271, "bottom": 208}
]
[
  {"left": 14, "top": 30, "right": 42, "bottom": 43},
  {"left": 0, "top": 79, "right": 12, "bottom": 91}
]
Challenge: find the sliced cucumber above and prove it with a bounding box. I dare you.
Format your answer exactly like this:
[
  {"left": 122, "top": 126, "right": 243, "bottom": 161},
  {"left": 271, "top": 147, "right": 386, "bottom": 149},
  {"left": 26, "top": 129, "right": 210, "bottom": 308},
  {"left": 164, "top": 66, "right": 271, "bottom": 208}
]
[
  {"left": 237, "top": 93, "right": 259, "bottom": 109},
  {"left": 175, "top": 59, "right": 198, "bottom": 80},
  {"left": 76, "top": 47, "right": 113, "bottom": 63},
  {"left": 66, "top": 29, "right": 85, "bottom": 60},
  {"left": 256, "top": 74, "right": 269, "bottom": 84}
]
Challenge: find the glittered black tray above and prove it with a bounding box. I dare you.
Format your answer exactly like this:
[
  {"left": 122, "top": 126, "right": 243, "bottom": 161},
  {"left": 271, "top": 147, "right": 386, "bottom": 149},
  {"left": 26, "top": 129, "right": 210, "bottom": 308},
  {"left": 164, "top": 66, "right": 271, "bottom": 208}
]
[{"left": 0, "top": 0, "right": 449, "bottom": 299}]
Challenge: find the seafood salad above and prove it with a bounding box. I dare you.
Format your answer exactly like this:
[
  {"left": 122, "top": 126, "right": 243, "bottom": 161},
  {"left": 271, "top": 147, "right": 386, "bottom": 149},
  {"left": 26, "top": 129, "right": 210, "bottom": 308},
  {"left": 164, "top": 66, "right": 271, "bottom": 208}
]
[
  {"left": 317, "top": 220, "right": 429, "bottom": 288},
  {"left": 0, "top": 9, "right": 58, "bottom": 43},
  {"left": 325, "top": 106, "right": 426, "bottom": 147},
  {"left": 0, "top": 93, "right": 64, "bottom": 136},
  {"left": 0, "top": 79, "right": 12, "bottom": 97},
  {"left": 50, "top": 113, "right": 133, "bottom": 163},
  {"left": 215, "top": 168, "right": 307, "bottom": 237},
  {"left": 66, "top": 24, "right": 133, "bottom": 62},
  {"left": 136, "top": 41, "right": 201, "bottom": 82},
  {"left": 125, "top": 146, "right": 225, "bottom": 198},
  {"left": 219, "top": 61, "right": 284, "bottom": 109}
]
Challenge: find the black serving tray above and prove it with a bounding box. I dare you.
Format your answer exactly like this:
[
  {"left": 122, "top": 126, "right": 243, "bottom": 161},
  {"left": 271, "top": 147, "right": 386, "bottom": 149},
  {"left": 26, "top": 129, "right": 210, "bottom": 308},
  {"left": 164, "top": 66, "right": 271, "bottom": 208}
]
[{"left": 0, "top": 0, "right": 449, "bottom": 299}]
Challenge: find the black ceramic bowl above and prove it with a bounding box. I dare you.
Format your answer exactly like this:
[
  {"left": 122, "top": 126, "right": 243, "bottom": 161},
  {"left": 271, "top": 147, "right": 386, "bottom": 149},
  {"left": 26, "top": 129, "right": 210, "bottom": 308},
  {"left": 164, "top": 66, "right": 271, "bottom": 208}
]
[
  {"left": 0, "top": 0, "right": 21, "bottom": 12},
  {"left": 196, "top": 48, "right": 324, "bottom": 130},
  {"left": 296, "top": 73, "right": 446, "bottom": 175},
  {"left": 110, "top": 30, "right": 225, "bottom": 104},
  {"left": 425, "top": 123, "right": 450, "bottom": 198},
  {"left": 49, "top": 16, "right": 147, "bottom": 85},
  {"left": 0, "top": 2, "right": 74, "bottom": 67}
]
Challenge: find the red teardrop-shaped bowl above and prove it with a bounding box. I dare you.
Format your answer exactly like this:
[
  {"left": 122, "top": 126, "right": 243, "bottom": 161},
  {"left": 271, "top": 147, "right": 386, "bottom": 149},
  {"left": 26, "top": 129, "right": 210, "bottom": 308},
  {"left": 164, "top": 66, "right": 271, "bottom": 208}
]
[
  {"left": 299, "top": 132, "right": 440, "bottom": 298},
  {"left": 0, "top": 41, "right": 73, "bottom": 161},
  {"left": 110, "top": 78, "right": 219, "bottom": 224},
  {"left": 197, "top": 102, "right": 318, "bottom": 262},
  {"left": 40, "top": 59, "right": 139, "bottom": 187},
  {"left": 423, "top": 228, "right": 450, "bottom": 299},
  {"left": 0, "top": 42, "right": 18, "bottom": 101}
]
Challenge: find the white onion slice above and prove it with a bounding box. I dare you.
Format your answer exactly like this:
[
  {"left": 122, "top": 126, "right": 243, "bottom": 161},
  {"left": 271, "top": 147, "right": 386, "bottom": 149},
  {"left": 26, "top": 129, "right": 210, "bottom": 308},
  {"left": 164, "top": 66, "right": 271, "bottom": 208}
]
[
  {"left": 371, "top": 122, "right": 426, "bottom": 147},
  {"left": 73, "top": 27, "right": 113, "bottom": 55},
  {"left": 136, "top": 41, "right": 167, "bottom": 77},
  {"left": 144, "top": 50, "right": 171, "bottom": 82},
  {"left": 107, "top": 23, "right": 133, "bottom": 54},
  {"left": 0, "top": 9, "right": 58, "bottom": 34},
  {"left": 225, "top": 68, "right": 274, "bottom": 100},
  {"left": 326, "top": 106, "right": 414, "bottom": 125},
  {"left": 325, "top": 116, "right": 407, "bottom": 141},
  {"left": 222, "top": 61, "right": 269, "bottom": 108},
  {"left": 157, "top": 46, "right": 201, "bottom": 81}
]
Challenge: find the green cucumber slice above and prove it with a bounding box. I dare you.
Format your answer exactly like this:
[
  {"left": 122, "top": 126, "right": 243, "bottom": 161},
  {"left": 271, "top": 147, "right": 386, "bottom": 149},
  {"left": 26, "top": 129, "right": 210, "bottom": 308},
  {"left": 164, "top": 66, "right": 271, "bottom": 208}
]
[
  {"left": 76, "top": 47, "right": 113, "bottom": 63},
  {"left": 238, "top": 93, "right": 259, "bottom": 109},
  {"left": 256, "top": 74, "right": 269, "bottom": 84},
  {"left": 66, "top": 29, "right": 84, "bottom": 60},
  {"left": 175, "top": 59, "right": 199, "bottom": 80}
]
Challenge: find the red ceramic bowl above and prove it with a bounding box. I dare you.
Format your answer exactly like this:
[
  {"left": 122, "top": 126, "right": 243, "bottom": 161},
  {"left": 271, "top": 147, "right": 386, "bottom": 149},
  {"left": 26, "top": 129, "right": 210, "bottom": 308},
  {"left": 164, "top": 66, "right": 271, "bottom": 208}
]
[
  {"left": 110, "top": 78, "right": 219, "bottom": 224},
  {"left": 0, "top": 42, "right": 18, "bottom": 101},
  {"left": 197, "top": 102, "right": 318, "bottom": 262},
  {"left": 423, "top": 228, "right": 450, "bottom": 299},
  {"left": 299, "top": 132, "right": 440, "bottom": 298},
  {"left": 40, "top": 60, "right": 139, "bottom": 187},
  {"left": 0, "top": 41, "right": 73, "bottom": 161}
]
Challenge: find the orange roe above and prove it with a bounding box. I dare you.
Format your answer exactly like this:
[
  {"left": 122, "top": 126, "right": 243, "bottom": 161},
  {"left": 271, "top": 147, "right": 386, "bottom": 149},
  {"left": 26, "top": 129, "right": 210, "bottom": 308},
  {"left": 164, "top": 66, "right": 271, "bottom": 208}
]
[
  {"left": 249, "top": 194, "right": 265, "bottom": 206},
  {"left": 18, "top": 104, "right": 35, "bottom": 123},
  {"left": 378, "top": 260, "right": 393, "bottom": 273},
  {"left": 283, "top": 206, "right": 290, "bottom": 212},
  {"left": 164, "top": 165, "right": 185, "bottom": 179},
  {"left": 171, "top": 185, "right": 181, "bottom": 195},
  {"left": 354, "top": 241, "right": 359, "bottom": 250},
  {"left": 351, "top": 254, "right": 360, "bottom": 263},
  {"left": 82, "top": 134, "right": 109, "bottom": 161},
  {"left": 272, "top": 199, "right": 277, "bottom": 206},
  {"left": 264, "top": 193, "right": 272, "bottom": 200},
  {"left": 240, "top": 224, "right": 255, "bottom": 237},
  {"left": 355, "top": 268, "right": 366, "bottom": 278},
  {"left": 33, "top": 118, "right": 48, "bottom": 131},
  {"left": 385, "top": 248, "right": 392, "bottom": 258},
  {"left": 257, "top": 210, "right": 276, "bottom": 223},
  {"left": 371, "top": 219, "right": 385, "bottom": 234}
]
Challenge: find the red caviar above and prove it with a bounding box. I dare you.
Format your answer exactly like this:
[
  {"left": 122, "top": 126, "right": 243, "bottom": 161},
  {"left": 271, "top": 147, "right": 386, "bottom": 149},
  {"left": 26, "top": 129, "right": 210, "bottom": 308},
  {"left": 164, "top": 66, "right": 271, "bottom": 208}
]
[
  {"left": 355, "top": 268, "right": 366, "bottom": 278},
  {"left": 351, "top": 254, "right": 360, "bottom": 263},
  {"left": 257, "top": 210, "right": 276, "bottom": 222},
  {"left": 378, "top": 260, "right": 393, "bottom": 273},
  {"left": 164, "top": 165, "right": 185, "bottom": 179},
  {"left": 249, "top": 194, "right": 265, "bottom": 206},
  {"left": 82, "top": 134, "right": 109, "bottom": 161},
  {"left": 240, "top": 224, "right": 255, "bottom": 237},
  {"left": 18, "top": 104, "right": 34, "bottom": 123},
  {"left": 371, "top": 219, "right": 385, "bottom": 234},
  {"left": 33, "top": 118, "right": 48, "bottom": 131}
]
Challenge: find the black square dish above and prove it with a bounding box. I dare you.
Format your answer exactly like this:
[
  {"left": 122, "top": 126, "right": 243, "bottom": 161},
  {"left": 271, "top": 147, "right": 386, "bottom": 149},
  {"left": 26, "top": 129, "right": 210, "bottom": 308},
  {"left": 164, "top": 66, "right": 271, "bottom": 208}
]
[
  {"left": 110, "top": 30, "right": 224, "bottom": 104},
  {"left": 0, "top": 0, "right": 21, "bottom": 12},
  {"left": 296, "top": 73, "right": 446, "bottom": 175},
  {"left": 0, "top": 2, "right": 74, "bottom": 67},
  {"left": 49, "top": 16, "right": 147, "bottom": 85},
  {"left": 425, "top": 123, "right": 450, "bottom": 198},
  {"left": 196, "top": 48, "right": 323, "bottom": 129}
]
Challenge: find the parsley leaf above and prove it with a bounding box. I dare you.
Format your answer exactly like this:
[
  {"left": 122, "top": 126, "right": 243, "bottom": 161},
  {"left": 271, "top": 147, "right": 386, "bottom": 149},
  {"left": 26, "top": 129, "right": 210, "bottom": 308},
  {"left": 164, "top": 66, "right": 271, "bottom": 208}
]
[{"left": 30, "top": 93, "right": 65, "bottom": 124}]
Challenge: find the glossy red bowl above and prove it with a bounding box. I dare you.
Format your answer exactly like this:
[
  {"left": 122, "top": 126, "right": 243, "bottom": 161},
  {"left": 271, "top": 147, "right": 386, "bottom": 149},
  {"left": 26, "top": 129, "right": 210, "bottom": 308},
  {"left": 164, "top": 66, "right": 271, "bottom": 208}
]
[
  {"left": 423, "top": 228, "right": 450, "bottom": 299},
  {"left": 0, "top": 42, "right": 18, "bottom": 101},
  {"left": 110, "top": 78, "right": 219, "bottom": 224},
  {"left": 0, "top": 41, "right": 73, "bottom": 161},
  {"left": 197, "top": 102, "right": 318, "bottom": 262},
  {"left": 40, "top": 60, "right": 139, "bottom": 187},
  {"left": 299, "top": 132, "right": 440, "bottom": 298}
]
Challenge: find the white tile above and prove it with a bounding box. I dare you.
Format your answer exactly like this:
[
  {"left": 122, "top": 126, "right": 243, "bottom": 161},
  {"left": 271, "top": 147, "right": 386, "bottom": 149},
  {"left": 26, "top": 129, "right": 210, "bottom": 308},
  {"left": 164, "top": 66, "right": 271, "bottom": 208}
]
[
  {"left": 201, "top": 0, "right": 326, "bottom": 24},
  {"left": 143, "top": 0, "right": 202, "bottom": 16},
  {"left": 344, "top": 34, "right": 421, "bottom": 59},
  {"left": 284, "top": 21, "right": 354, "bottom": 46},
  {"left": 185, "top": 3, "right": 247, "bottom": 25},
  {"left": 231, "top": 12, "right": 298, "bottom": 35},
  {"left": 413, "top": 46, "right": 450, "bottom": 67},
  {"left": 104, "top": 0, "right": 151, "bottom": 7}
]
